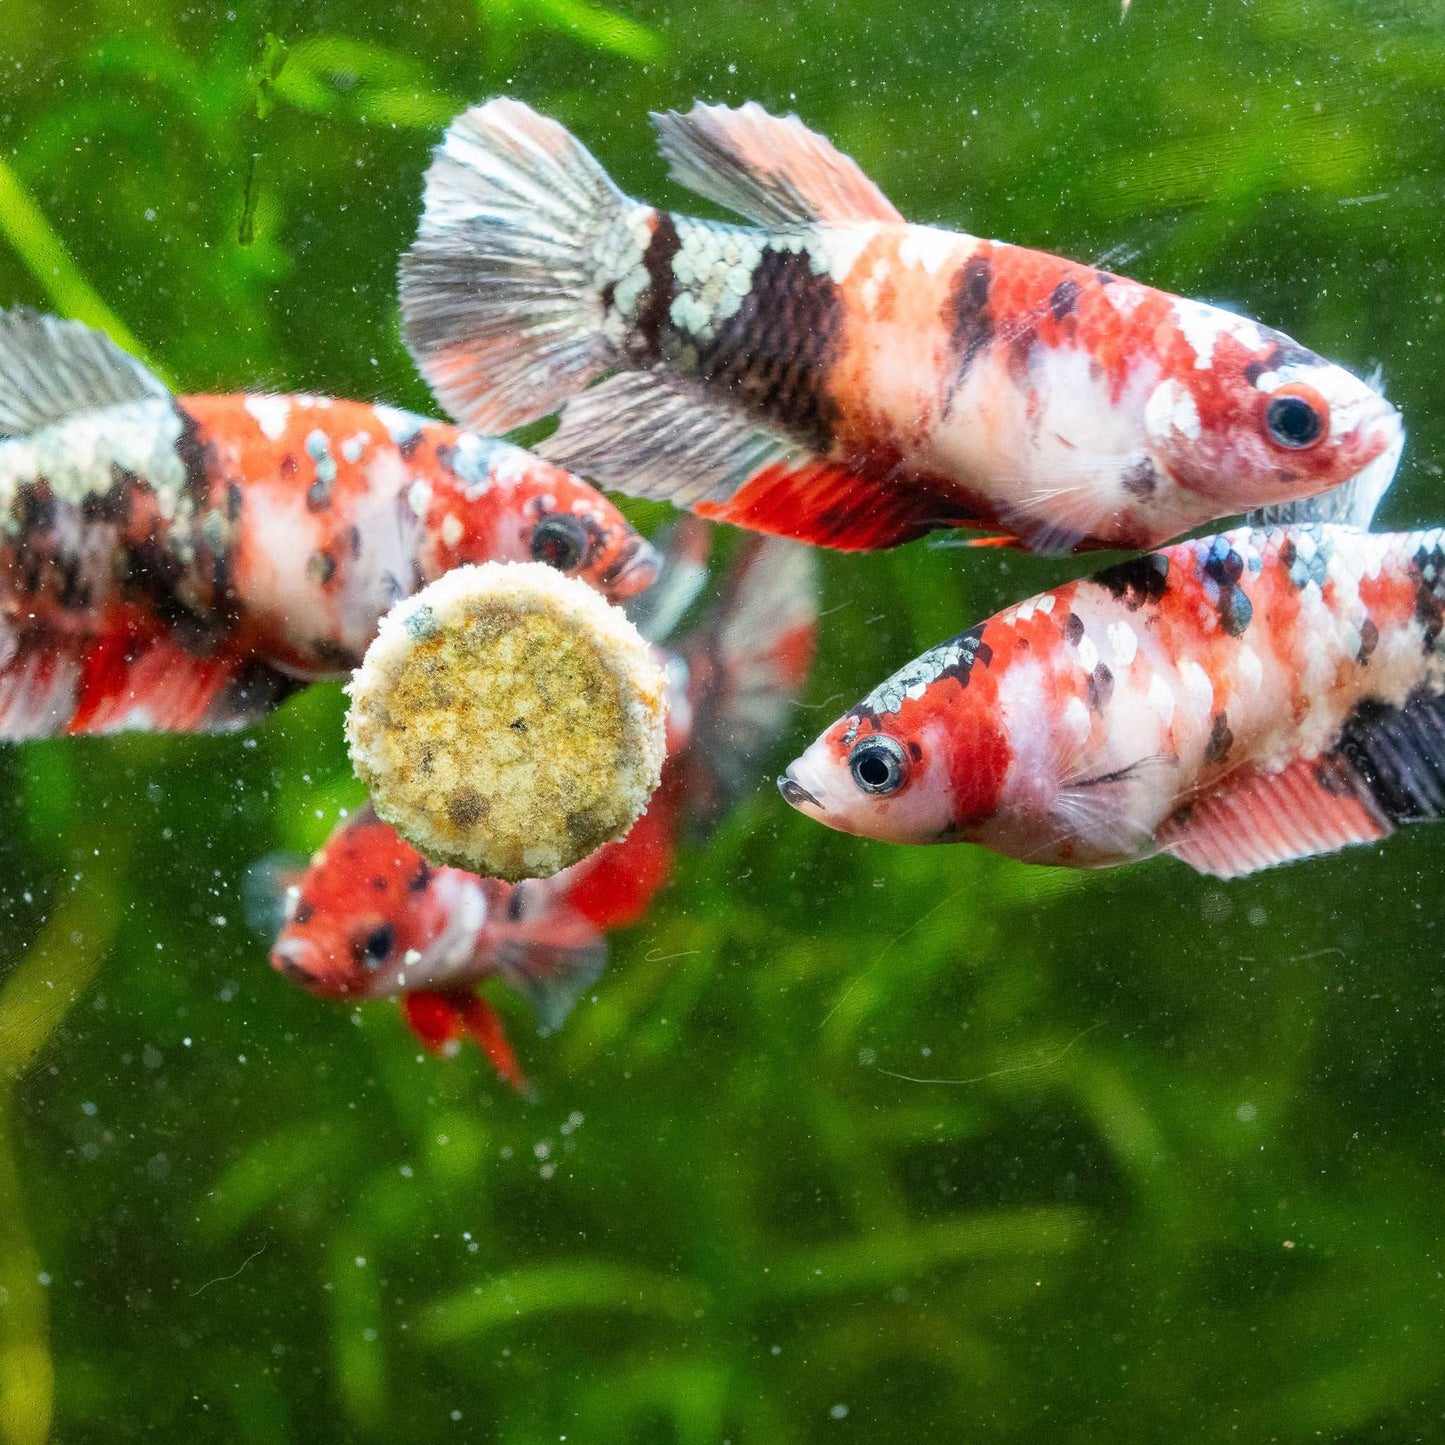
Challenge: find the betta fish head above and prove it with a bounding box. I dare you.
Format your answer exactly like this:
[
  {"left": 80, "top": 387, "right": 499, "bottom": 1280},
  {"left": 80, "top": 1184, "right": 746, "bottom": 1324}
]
[
  {"left": 778, "top": 628, "right": 1013, "bottom": 846},
  {"left": 427, "top": 436, "right": 658, "bottom": 602},
  {"left": 269, "top": 810, "right": 455, "bottom": 1000},
  {"left": 1144, "top": 299, "right": 1402, "bottom": 514}
]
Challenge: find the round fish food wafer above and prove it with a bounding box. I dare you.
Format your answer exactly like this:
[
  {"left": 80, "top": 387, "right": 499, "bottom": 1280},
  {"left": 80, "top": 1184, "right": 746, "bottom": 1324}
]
[{"left": 345, "top": 561, "right": 668, "bottom": 881}]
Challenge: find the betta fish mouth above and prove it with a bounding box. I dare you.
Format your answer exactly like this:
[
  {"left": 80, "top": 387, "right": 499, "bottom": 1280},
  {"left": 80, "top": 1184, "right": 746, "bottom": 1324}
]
[
  {"left": 777, "top": 771, "right": 822, "bottom": 810},
  {"left": 603, "top": 536, "right": 662, "bottom": 597},
  {"left": 269, "top": 937, "right": 362, "bottom": 998}
]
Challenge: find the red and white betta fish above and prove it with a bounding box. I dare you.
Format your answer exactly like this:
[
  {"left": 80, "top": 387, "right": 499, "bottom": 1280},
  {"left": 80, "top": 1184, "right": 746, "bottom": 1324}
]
[
  {"left": 264, "top": 523, "right": 818, "bottom": 1086},
  {"left": 780, "top": 473, "right": 1445, "bottom": 878},
  {"left": 0, "top": 308, "right": 656, "bottom": 736},
  {"left": 399, "top": 99, "right": 1402, "bottom": 556}
]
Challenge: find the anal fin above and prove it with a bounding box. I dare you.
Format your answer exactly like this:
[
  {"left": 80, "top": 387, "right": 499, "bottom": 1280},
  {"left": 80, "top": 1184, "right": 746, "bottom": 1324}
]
[
  {"left": 541, "top": 370, "right": 972, "bottom": 551},
  {"left": 0, "top": 620, "right": 301, "bottom": 739},
  {"left": 1157, "top": 755, "right": 1389, "bottom": 879}
]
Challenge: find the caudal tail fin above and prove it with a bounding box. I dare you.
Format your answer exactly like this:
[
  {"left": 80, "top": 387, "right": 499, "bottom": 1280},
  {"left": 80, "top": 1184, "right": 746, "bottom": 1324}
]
[{"left": 400, "top": 98, "right": 640, "bottom": 434}]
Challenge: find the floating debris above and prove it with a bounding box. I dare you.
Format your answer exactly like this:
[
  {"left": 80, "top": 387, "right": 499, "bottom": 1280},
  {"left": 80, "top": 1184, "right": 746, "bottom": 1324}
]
[{"left": 346, "top": 561, "right": 668, "bottom": 881}]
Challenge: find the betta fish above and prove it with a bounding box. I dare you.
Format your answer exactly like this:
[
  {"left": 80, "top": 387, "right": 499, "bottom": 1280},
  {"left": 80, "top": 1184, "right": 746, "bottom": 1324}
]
[
  {"left": 262, "top": 522, "right": 818, "bottom": 1086},
  {"left": 780, "top": 472, "right": 1445, "bottom": 878},
  {"left": 0, "top": 308, "right": 656, "bottom": 736},
  {"left": 399, "top": 98, "right": 1402, "bottom": 556}
]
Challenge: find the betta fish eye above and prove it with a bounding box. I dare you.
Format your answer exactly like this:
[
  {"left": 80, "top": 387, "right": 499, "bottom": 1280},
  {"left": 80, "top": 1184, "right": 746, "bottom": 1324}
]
[
  {"left": 351, "top": 922, "right": 394, "bottom": 968},
  {"left": 530, "top": 513, "right": 592, "bottom": 572},
  {"left": 1264, "top": 385, "right": 1327, "bottom": 451},
  {"left": 847, "top": 735, "right": 909, "bottom": 796}
]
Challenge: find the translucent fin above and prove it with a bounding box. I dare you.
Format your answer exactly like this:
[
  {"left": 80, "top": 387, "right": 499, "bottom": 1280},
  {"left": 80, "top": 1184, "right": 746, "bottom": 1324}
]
[
  {"left": 0, "top": 307, "right": 168, "bottom": 438},
  {"left": 651, "top": 102, "right": 903, "bottom": 226},
  {"left": 0, "top": 623, "right": 300, "bottom": 739},
  {"left": 496, "top": 918, "right": 607, "bottom": 1035},
  {"left": 542, "top": 370, "right": 965, "bottom": 551},
  {"left": 623, "top": 516, "right": 713, "bottom": 645},
  {"left": 1158, "top": 756, "right": 1388, "bottom": 878},
  {"left": 400, "top": 98, "right": 634, "bottom": 433},
  {"left": 1248, "top": 424, "right": 1404, "bottom": 533},
  {"left": 683, "top": 535, "right": 820, "bottom": 826},
  {"left": 242, "top": 852, "right": 306, "bottom": 937}
]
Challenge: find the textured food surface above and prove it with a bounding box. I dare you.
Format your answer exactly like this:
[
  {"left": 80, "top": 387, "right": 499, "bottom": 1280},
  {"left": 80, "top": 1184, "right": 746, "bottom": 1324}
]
[{"left": 346, "top": 561, "right": 667, "bottom": 880}]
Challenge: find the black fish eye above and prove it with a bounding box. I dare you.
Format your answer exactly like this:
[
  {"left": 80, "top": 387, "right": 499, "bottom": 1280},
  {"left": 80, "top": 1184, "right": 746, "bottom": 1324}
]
[
  {"left": 848, "top": 735, "right": 908, "bottom": 796},
  {"left": 530, "top": 513, "right": 590, "bottom": 572},
  {"left": 354, "top": 923, "right": 394, "bottom": 967},
  {"left": 1265, "top": 393, "right": 1323, "bottom": 449}
]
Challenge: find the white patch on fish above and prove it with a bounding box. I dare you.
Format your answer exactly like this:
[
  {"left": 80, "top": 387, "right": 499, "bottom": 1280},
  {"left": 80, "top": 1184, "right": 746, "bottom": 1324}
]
[{"left": 244, "top": 394, "right": 292, "bottom": 442}]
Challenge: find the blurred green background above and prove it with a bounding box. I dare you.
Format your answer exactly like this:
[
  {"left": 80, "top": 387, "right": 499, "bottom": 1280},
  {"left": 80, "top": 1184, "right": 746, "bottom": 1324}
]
[{"left": 1, "top": 0, "right": 1444, "bottom": 1439}]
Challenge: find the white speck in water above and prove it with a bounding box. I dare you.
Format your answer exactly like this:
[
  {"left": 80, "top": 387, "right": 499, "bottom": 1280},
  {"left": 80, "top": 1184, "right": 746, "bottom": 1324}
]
[
  {"left": 830, "top": 1404, "right": 849, "bottom": 1420},
  {"left": 1236, "top": 1102, "right": 1258, "bottom": 1124}
]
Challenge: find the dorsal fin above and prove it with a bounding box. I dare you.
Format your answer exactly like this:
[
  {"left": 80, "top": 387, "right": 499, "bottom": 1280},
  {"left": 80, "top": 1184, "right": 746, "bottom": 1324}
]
[
  {"left": 650, "top": 102, "right": 903, "bottom": 227},
  {"left": 1248, "top": 424, "right": 1404, "bottom": 533},
  {"left": 0, "top": 308, "right": 168, "bottom": 438}
]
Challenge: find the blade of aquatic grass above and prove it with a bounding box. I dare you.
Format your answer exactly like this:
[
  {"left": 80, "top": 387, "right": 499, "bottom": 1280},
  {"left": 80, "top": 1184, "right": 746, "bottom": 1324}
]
[
  {"left": 475, "top": 0, "right": 664, "bottom": 65},
  {"left": 527, "top": 0, "right": 664, "bottom": 63},
  {"left": 198, "top": 1118, "right": 365, "bottom": 1241},
  {"left": 577, "top": 1360, "right": 733, "bottom": 1445},
  {"left": 272, "top": 36, "right": 465, "bottom": 130},
  {"left": 0, "top": 863, "right": 121, "bottom": 1445},
  {"left": 758, "top": 1204, "right": 1088, "bottom": 1300},
  {"left": 424, "top": 1261, "right": 710, "bottom": 1344},
  {"left": 0, "top": 1100, "right": 50, "bottom": 1445},
  {"left": 327, "top": 1228, "right": 387, "bottom": 1429},
  {"left": 0, "top": 160, "right": 163, "bottom": 379}
]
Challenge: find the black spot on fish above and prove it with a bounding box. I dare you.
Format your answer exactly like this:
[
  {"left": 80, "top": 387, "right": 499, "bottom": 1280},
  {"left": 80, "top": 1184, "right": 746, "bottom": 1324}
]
[
  {"left": 309, "top": 638, "right": 357, "bottom": 670},
  {"left": 1410, "top": 542, "right": 1445, "bottom": 650},
  {"left": 216, "top": 660, "right": 301, "bottom": 720},
  {"left": 1330, "top": 690, "right": 1445, "bottom": 826},
  {"left": 279, "top": 453, "right": 298, "bottom": 480},
  {"left": 292, "top": 900, "right": 314, "bottom": 926},
  {"left": 409, "top": 861, "right": 432, "bottom": 892},
  {"left": 1358, "top": 617, "right": 1379, "bottom": 664},
  {"left": 371, "top": 876, "right": 387, "bottom": 893},
  {"left": 1094, "top": 552, "right": 1170, "bottom": 609},
  {"left": 225, "top": 481, "right": 244, "bottom": 521},
  {"left": 506, "top": 889, "right": 528, "bottom": 923},
  {"left": 1087, "top": 663, "right": 1114, "bottom": 711},
  {"left": 1064, "top": 612, "right": 1086, "bottom": 646},
  {"left": 398, "top": 430, "right": 425, "bottom": 461},
  {"left": 1049, "top": 278, "right": 1081, "bottom": 322},
  {"left": 307, "top": 550, "right": 336, "bottom": 585},
  {"left": 631, "top": 211, "right": 682, "bottom": 361},
  {"left": 1120, "top": 457, "right": 1158, "bottom": 499},
  {"left": 348, "top": 526, "right": 362, "bottom": 559},
  {"left": 13, "top": 481, "right": 56, "bottom": 535},
  {"left": 945, "top": 253, "right": 993, "bottom": 387},
  {"left": 1201, "top": 541, "right": 1253, "bottom": 636},
  {"left": 174, "top": 405, "right": 217, "bottom": 504},
  {"left": 306, "top": 478, "right": 332, "bottom": 512},
  {"left": 1204, "top": 711, "right": 1234, "bottom": 766},
  {"left": 82, "top": 475, "right": 133, "bottom": 525},
  {"left": 695, "top": 242, "right": 844, "bottom": 453}
]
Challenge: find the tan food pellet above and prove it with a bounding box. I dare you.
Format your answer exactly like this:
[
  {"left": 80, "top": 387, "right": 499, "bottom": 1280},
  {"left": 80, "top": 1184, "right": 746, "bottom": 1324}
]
[{"left": 345, "top": 561, "right": 668, "bottom": 881}]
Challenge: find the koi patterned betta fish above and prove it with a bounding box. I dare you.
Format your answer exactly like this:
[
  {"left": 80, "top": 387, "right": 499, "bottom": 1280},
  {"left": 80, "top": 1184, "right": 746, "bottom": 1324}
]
[
  {"left": 780, "top": 473, "right": 1445, "bottom": 878},
  {"left": 0, "top": 308, "right": 656, "bottom": 736},
  {"left": 399, "top": 98, "right": 1402, "bottom": 556},
  {"left": 264, "top": 522, "right": 818, "bottom": 1087}
]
